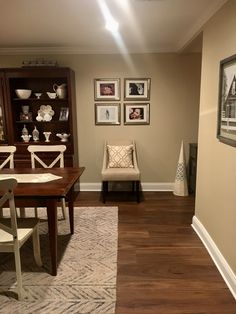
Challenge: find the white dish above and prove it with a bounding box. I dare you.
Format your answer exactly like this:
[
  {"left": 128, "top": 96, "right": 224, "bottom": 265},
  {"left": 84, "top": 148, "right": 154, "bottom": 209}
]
[
  {"left": 15, "top": 89, "right": 32, "bottom": 99},
  {"left": 36, "top": 105, "right": 55, "bottom": 122},
  {"left": 47, "top": 92, "right": 57, "bottom": 99},
  {"left": 34, "top": 92, "right": 42, "bottom": 99}
]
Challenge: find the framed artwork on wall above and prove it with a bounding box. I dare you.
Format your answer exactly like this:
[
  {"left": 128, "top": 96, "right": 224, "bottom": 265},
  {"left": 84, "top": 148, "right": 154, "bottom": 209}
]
[
  {"left": 95, "top": 103, "right": 121, "bottom": 125},
  {"left": 124, "top": 78, "right": 151, "bottom": 100},
  {"left": 217, "top": 54, "right": 236, "bottom": 147},
  {"left": 124, "top": 103, "right": 150, "bottom": 125},
  {"left": 94, "top": 78, "right": 120, "bottom": 101}
]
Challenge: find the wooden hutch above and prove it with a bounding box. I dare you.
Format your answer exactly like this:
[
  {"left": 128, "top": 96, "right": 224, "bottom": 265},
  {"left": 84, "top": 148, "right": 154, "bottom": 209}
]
[{"left": 0, "top": 67, "right": 78, "bottom": 167}]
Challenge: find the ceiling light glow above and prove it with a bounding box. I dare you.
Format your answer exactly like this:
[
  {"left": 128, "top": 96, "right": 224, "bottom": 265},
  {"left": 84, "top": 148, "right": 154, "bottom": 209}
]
[
  {"left": 105, "top": 18, "right": 119, "bottom": 33},
  {"left": 97, "top": 0, "right": 119, "bottom": 33}
]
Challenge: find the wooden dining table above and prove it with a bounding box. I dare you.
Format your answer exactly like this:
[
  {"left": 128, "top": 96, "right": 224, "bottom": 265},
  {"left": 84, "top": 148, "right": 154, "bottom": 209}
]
[{"left": 0, "top": 167, "right": 85, "bottom": 276}]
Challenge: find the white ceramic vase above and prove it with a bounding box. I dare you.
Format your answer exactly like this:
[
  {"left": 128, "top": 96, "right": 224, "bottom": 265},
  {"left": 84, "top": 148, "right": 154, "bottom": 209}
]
[{"left": 43, "top": 131, "right": 51, "bottom": 142}]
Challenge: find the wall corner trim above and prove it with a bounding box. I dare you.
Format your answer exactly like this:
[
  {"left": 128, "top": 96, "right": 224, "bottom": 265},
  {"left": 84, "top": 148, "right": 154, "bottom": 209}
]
[{"left": 192, "top": 216, "right": 236, "bottom": 300}]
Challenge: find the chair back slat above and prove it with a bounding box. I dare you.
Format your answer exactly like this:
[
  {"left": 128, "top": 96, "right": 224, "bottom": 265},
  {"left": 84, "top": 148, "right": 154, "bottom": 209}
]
[
  {"left": 0, "top": 178, "right": 18, "bottom": 238},
  {"left": 27, "top": 145, "right": 66, "bottom": 169},
  {"left": 0, "top": 146, "right": 16, "bottom": 169}
]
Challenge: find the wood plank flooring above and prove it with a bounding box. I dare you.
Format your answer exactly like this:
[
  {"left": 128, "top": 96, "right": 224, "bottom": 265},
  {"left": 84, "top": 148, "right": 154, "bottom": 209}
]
[{"left": 76, "top": 191, "right": 236, "bottom": 314}]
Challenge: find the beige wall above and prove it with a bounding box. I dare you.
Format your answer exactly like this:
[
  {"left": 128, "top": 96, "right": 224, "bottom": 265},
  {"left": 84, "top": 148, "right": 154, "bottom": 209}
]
[
  {"left": 0, "top": 53, "right": 201, "bottom": 184},
  {"left": 195, "top": 0, "right": 236, "bottom": 273}
]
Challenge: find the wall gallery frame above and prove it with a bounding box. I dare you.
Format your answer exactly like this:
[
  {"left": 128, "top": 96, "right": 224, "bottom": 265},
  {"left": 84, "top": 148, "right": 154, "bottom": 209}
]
[
  {"left": 124, "top": 103, "right": 150, "bottom": 125},
  {"left": 124, "top": 78, "right": 151, "bottom": 100},
  {"left": 94, "top": 78, "right": 120, "bottom": 101},
  {"left": 95, "top": 103, "right": 121, "bottom": 125},
  {"left": 217, "top": 54, "right": 236, "bottom": 147}
]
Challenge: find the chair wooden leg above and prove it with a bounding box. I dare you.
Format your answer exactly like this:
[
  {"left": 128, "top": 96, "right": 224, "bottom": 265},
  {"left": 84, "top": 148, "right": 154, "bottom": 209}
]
[
  {"left": 34, "top": 207, "right": 38, "bottom": 218},
  {"left": 32, "top": 226, "right": 43, "bottom": 267},
  {"left": 102, "top": 181, "right": 108, "bottom": 203},
  {"left": 132, "top": 181, "right": 135, "bottom": 193},
  {"left": 13, "top": 243, "right": 23, "bottom": 300},
  {"left": 135, "top": 181, "right": 140, "bottom": 203},
  {"left": 19, "top": 207, "right": 26, "bottom": 218},
  {"left": 61, "top": 198, "right": 66, "bottom": 220}
]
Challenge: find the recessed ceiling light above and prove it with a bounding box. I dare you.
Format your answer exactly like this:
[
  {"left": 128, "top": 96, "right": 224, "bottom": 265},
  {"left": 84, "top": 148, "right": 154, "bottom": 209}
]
[
  {"left": 97, "top": 0, "right": 119, "bottom": 33},
  {"left": 105, "top": 18, "right": 119, "bottom": 33}
]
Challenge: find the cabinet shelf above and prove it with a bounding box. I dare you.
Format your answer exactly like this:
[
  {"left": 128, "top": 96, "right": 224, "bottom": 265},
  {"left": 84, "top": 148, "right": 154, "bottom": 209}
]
[
  {"left": 16, "top": 120, "right": 68, "bottom": 124},
  {"left": 15, "top": 140, "right": 71, "bottom": 145},
  {"left": 13, "top": 98, "right": 68, "bottom": 102}
]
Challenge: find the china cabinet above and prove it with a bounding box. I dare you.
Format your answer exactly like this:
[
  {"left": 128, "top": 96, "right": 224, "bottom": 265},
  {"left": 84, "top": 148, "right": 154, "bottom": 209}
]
[{"left": 0, "top": 67, "right": 78, "bottom": 167}]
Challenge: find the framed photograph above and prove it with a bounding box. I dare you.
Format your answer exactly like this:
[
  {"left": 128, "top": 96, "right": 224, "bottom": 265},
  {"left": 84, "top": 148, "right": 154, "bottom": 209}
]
[
  {"left": 95, "top": 103, "right": 121, "bottom": 125},
  {"left": 94, "top": 78, "right": 120, "bottom": 101},
  {"left": 124, "top": 103, "right": 150, "bottom": 125},
  {"left": 124, "top": 78, "right": 151, "bottom": 100},
  {"left": 59, "top": 107, "right": 69, "bottom": 121},
  {"left": 217, "top": 54, "right": 236, "bottom": 147}
]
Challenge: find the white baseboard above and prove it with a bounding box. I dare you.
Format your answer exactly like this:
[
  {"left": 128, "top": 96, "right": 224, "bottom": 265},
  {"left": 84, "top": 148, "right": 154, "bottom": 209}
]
[
  {"left": 79, "top": 182, "right": 174, "bottom": 192},
  {"left": 192, "top": 216, "right": 236, "bottom": 300}
]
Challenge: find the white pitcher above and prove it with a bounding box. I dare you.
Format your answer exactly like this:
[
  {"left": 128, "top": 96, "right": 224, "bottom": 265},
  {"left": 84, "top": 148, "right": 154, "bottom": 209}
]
[{"left": 53, "top": 83, "right": 67, "bottom": 99}]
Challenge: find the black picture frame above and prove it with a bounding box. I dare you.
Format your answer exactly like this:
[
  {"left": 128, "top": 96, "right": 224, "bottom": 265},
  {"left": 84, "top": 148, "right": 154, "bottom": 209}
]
[
  {"left": 59, "top": 107, "right": 69, "bottom": 121},
  {"left": 217, "top": 54, "right": 236, "bottom": 147}
]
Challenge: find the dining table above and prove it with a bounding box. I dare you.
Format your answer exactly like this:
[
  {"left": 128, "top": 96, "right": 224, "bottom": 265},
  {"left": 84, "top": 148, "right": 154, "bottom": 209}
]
[{"left": 0, "top": 166, "right": 85, "bottom": 276}]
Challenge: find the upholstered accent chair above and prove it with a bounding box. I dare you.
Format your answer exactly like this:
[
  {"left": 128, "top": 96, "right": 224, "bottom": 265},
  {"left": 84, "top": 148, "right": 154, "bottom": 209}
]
[{"left": 101, "top": 140, "right": 141, "bottom": 202}]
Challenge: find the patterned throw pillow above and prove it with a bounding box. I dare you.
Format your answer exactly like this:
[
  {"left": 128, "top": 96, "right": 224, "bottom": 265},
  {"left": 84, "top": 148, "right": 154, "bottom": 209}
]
[{"left": 107, "top": 145, "right": 134, "bottom": 168}]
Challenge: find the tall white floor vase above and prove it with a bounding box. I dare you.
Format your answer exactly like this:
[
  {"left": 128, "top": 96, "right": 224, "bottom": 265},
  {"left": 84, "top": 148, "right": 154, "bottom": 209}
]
[{"left": 173, "top": 140, "right": 188, "bottom": 196}]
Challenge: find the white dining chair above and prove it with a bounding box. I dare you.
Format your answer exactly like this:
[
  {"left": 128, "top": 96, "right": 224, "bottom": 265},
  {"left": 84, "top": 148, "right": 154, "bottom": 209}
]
[
  {"left": 0, "top": 178, "right": 42, "bottom": 300},
  {"left": 0, "top": 146, "right": 16, "bottom": 218},
  {"left": 27, "top": 145, "right": 67, "bottom": 219}
]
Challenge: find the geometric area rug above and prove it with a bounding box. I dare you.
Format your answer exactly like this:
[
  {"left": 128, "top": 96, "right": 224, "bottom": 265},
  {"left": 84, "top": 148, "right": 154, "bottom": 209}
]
[{"left": 0, "top": 206, "right": 118, "bottom": 314}]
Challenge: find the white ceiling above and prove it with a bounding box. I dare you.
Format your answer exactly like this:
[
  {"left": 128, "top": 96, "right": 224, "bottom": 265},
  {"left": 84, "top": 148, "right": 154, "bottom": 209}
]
[{"left": 0, "top": 0, "right": 228, "bottom": 55}]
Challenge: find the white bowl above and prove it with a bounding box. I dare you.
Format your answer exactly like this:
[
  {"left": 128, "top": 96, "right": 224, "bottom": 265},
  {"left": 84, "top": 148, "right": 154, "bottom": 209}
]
[
  {"left": 15, "top": 89, "right": 32, "bottom": 99},
  {"left": 47, "top": 92, "right": 57, "bottom": 99}
]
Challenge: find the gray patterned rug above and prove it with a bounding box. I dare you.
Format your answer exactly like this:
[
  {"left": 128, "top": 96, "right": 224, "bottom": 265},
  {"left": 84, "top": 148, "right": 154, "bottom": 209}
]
[{"left": 0, "top": 206, "right": 118, "bottom": 314}]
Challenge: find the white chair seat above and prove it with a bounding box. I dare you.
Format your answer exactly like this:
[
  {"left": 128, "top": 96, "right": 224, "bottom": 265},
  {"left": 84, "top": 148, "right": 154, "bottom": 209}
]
[
  {"left": 0, "top": 218, "right": 39, "bottom": 244},
  {"left": 0, "top": 228, "right": 33, "bottom": 244}
]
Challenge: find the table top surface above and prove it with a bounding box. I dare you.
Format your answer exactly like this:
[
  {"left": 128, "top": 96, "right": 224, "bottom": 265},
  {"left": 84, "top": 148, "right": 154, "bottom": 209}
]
[{"left": 0, "top": 167, "right": 85, "bottom": 198}]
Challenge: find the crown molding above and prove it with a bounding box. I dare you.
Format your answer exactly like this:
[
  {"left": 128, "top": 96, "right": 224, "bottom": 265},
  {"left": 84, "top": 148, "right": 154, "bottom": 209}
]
[
  {"left": 176, "top": 0, "right": 228, "bottom": 52},
  {"left": 0, "top": 45, "right": 177, "bottom": 55}
]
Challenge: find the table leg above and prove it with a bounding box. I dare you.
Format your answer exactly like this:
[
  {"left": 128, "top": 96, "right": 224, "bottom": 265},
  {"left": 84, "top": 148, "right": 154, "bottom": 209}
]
[
  {"left": 68, "top": 200, "right": 74, "bottom": 234},
  {"left": 47, "top": 199, "right": 58, "bottom": 276}
]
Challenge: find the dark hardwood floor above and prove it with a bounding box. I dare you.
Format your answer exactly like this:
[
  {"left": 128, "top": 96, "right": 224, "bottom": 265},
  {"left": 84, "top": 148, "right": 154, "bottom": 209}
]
[{"left": 76, "top": 191, "right": 236, "bottom": 314}]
